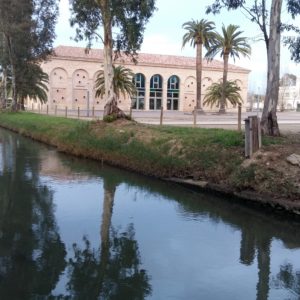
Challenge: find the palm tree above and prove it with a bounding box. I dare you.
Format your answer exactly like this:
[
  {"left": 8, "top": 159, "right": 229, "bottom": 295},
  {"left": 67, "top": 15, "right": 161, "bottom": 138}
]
[
  {"left": 203, "top": 81, "right": 243, "bottom": 108},
  {"left": 205, "top": 24, "right": 251, "bottom": 113},
  {"left": 182, "top": 19, "right": 216, "bottom": 112},
  {"left": 16, "top": 63, "right": 49, "bottom": 110},
  {"left": 95, "top": 65, "right": 136, "bottom": 108}
]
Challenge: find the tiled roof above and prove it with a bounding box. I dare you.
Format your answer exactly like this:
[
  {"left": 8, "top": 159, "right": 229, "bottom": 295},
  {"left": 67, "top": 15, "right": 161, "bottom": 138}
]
[{"left": 53, "top": 45, "right": 250, "bottom": 73}]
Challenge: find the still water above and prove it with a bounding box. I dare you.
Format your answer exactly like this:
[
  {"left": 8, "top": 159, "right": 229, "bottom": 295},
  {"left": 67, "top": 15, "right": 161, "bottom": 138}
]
[{"left": 0, "top": 127, "right": 300, "bottom": 300}]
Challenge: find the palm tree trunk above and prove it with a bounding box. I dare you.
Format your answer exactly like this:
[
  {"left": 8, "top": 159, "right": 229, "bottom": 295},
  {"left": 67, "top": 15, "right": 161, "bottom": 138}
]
[
  {"left": 260, "top": 0, "right": 282, "bottom": 136},
  {"left": 196, "top": 43, "right": 203, "bottom": 111},
  {"left": 220, "top": 53, "right": 229, "bottom": 113}
]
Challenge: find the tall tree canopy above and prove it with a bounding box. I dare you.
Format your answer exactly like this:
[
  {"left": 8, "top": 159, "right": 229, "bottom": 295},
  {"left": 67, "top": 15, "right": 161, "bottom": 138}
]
[
  {"left": 0, "top": 0, "right": 58, "bottom": 109},
  {"left": 206, "top": 0, "right": 300, "bottom": 135},
  {"left": 70, "top": 0, "right": 156, "bottom": 118}
]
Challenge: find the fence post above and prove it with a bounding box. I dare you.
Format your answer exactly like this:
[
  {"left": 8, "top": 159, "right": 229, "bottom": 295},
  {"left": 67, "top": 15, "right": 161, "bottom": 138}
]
[
  {"left": 65, "top": 106, "right": 68, "bottom": 118},
  {"left": 245, "top": 118, "right": 250, "bottom": 157},
  {"left": 160, "top": 106, "right": 163, "bottom": 125},
  {"left": 238, "top": 104, "right": 242, "bottom": 131},
  {"left": 245, "top": 116, "right": 261, "bottom": 158},
  {"left": 92, "top": 106, "right": 95, "bottom": 118},
  {"left": 193, "top": 106, "right": 197, "bottom": 127},
  {"left": 258, "top": 117, "right": 262, "bottom": 148},
  {"left": 78, "top": 106, "right": 80, "bottom": 119},
  {"left": 129, "top": 106, "right": 132, "bottom": 119},
  {"left": 86, "top": 90, "right": 90, "bottom": 117},
  {"left": 46, "top": 105, "right": 49, "bottom": 115}
]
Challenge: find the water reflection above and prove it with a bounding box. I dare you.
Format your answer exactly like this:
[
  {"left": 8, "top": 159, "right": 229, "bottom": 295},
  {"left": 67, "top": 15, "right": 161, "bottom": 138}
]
[
  {"left": 0, "top": 130, "right": 66, "bottom": 299},
  {"left": 67, "top": 177, "right": 152, "bottom": 299},
  {"left": 1, "top": 127, "right": 300, "bottom": 299},
  {"left": 272, "top": 264, "right": 300, "bottom": 297}
]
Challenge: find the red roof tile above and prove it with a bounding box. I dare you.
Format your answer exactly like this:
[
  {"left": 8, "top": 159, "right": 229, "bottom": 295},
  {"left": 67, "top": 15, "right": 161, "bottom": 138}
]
[{"left": 53, "top": 45, "right": 250, "bottom": 73}]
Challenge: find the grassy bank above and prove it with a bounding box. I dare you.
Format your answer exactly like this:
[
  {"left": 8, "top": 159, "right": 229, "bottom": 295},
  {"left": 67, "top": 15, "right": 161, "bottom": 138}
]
[{"left": 0, "top": 112, "right": 299, "bottom": 212}]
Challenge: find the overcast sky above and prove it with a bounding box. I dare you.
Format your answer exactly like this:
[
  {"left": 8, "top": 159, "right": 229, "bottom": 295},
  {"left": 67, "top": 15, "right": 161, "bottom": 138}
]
[{"left": 55, "top": 0, "right": 300, "bottom": 93}]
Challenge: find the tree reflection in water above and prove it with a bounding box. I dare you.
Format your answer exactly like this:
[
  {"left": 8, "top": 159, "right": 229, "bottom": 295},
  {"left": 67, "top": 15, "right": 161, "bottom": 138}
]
[
  {"left": 67, "top": 179, "right": 152, "bottom": 299},
  {"left": 272, "top": 264, "right": 300, "bottom": 298},
  {"left": 0, "top": 130, "right": 66, "bottom": 299}
]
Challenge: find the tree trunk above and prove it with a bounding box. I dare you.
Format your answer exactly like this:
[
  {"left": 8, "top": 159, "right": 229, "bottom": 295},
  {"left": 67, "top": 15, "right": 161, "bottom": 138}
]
[
  {"left": 220, "top": 53, "right": 229, "bottom": 114},
  {"left": 196, "top": 43, "right": 203, "bottom": 112},
  {"left": 260, "top": 0, "right": 282, "bottom": 136},
  {"left": 0, "top": 67, "right": 7, "bottom": 109},
  {"left": 98, "top": 181, "right": 116, "bottom": 297},
  {"left": 5, "top": 34, "right": 17, "bottom": 111},
  {"left": 99, "top": 0, "right": 126, "bottom": 118}
]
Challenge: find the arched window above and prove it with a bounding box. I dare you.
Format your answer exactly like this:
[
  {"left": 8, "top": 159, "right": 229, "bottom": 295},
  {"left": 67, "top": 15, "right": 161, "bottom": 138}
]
[
  {"left": 149, "top": 74, "right": 162, "bottom": 110},
  {"left": 132, "top": 73, "right": 145, "bottom": 110},
  {"left": 167, "top": 75, "right": 180, "bottom": 110}
]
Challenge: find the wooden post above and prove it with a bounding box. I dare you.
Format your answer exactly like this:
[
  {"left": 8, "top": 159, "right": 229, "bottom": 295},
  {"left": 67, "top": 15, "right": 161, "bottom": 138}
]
[
  {"left": 258, "top": 117, "right": 262, "bottom": 148},
  {"left": 129, "top": 106, "right": 132, "bottom": 119},
  {"left": 245, "top": 118, "right": 250, "bottom": 158},
  {"left": 86, "top": 90, "right": 90, "bottom": 117},
  {"left": 46, "top": 105, "right": 49, "bottom": 115},
  {"left": 160, "top": 106, "right": 163, "bottom": 125},
  {"left": 245, "top": 116, "right": 261, "bottom": 158},
  {"left": 193, "top": 106, "right": 197, "bottom": 127},
  {"left": 238, "top": 104, "right": 242, "bottom": 131},
  {"left": 65, "top": 106, "right": 68, "bottom": 118},
  {"left": 92, "top": 106, "right": 95, "bottom": 118},
  {"left": 78, "top": 106, "right": 80, "bottom": 119},
  {"left": 55, "top": 105, "right": 57, "bottom": 116}
]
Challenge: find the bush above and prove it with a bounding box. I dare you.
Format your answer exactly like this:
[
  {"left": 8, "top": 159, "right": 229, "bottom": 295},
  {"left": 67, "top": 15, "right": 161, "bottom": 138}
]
[{"left": 103, "top": 114, "right": 117, "bottom": 123}]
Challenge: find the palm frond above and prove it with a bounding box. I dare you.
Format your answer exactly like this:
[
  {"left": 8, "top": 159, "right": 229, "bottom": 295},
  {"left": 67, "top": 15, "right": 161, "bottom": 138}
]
[
  {"left": 95, "top": 65, "right": 136, "bottom": 100},
  {"left": 203, "top": 81, "right": 243, "bottom": 108}
]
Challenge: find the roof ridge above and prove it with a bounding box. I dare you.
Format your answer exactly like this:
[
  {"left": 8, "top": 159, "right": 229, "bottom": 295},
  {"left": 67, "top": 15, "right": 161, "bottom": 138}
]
[{"left": 53, "top": 45, "right": 250, "bottom": 72}]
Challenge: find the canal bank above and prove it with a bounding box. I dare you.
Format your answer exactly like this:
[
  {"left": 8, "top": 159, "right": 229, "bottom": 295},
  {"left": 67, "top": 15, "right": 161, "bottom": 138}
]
[{"left": 0, "top": 111, "right": 299, "bottom": 215}]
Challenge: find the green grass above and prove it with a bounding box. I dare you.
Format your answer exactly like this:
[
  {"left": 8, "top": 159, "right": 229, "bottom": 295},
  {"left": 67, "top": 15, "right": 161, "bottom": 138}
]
[{"left": 0, "top": 112, "right": 246, "bottom": 180}]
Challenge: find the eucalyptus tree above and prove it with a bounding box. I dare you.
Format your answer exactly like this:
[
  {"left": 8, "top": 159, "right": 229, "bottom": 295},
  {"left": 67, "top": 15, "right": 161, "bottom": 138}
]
[
  {"left": 95, "top": 65, "right": 136, "bottom": 101},
  {"left": 206, "top": 0, "right": 300, "bottom": 135},
  {"left": 203, "top": 80, "right": 243, "bottom": 108},
  {"left": 70, "top": 0, "right": 156, "bottom": 118},
  {"left": 0, "top": 0, "right": 58, "bottom": 110},
  {"left": 205, "top": 24, "right": 250, "bottom": 113},
  {"left": 182, "top": 19, "right": 216, "bottom": 112}
]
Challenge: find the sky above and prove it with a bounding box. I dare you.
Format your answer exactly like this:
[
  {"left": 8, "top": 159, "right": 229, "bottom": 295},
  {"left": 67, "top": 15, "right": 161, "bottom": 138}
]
[{"left": 54, "top": 0, "right": 300, "bottom": 93}]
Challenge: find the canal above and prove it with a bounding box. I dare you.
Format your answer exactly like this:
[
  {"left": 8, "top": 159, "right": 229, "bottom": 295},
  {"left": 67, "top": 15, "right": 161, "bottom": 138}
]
[{"left": 0, "top": 127, "right": 300, "bottom": 300}]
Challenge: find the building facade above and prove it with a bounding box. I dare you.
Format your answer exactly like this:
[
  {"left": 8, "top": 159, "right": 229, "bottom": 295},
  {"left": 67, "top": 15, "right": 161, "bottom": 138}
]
[
  {"left": 279, "top": 77, "right": 300, "bottom": 110},
  {"left": 38, "top": 46, "right": 250, "bottom": 112}
]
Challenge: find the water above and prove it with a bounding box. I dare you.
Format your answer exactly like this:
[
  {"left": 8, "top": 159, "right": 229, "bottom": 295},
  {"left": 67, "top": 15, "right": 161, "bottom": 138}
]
[{"left": 0, "top": 128, "right": 300, "bottom": 300}]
